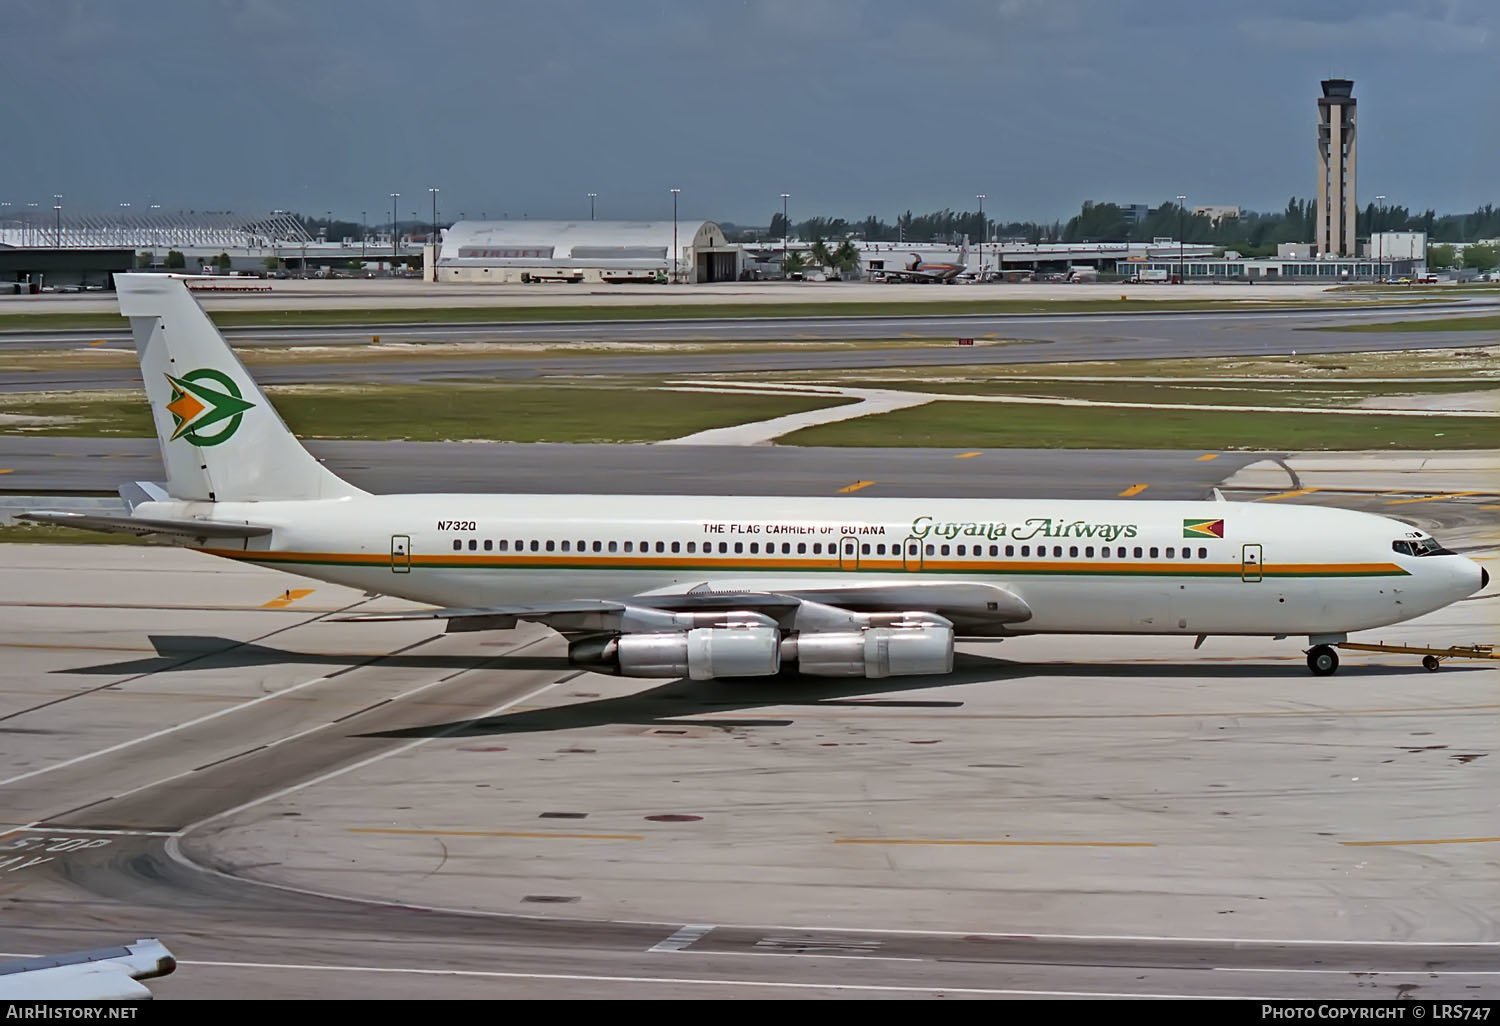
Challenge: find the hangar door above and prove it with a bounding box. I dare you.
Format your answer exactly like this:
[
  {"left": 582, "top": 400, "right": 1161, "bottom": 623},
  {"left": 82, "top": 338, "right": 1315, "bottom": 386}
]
[{"left": 696, "top": 250, "right": 738, "bottom": 283}]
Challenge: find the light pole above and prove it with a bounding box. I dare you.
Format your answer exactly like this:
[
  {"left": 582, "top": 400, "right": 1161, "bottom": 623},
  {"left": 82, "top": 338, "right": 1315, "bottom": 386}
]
[
  {"left": 587, "top": 193, "right": 596, "bottom": 220},
  {"left": 1374, "top": 194, "right": 1386, "bottom": 280},
  {"left": 390, "top": 192, "right": 400, "bottom": 266},
  {"left": 53, "top": 194, "right": 62, "bottom": 248},
  {"left": 780, "top": 193, "right": 790, "bottom": 279},
  {"left": 428, "top": 187, "right": 439, "bottom": 246},
  {"left": 361, "top": 210, "right": 366, "bottom": 259},
  {"left": 670, "top": 188, "right": 681, "bottom": 282},
  {"left": 1176, "top": 194, "right": 1186, "bottom": 284},
  {"left": 976, "top": 194, "right": 986, "bottom": 276}
]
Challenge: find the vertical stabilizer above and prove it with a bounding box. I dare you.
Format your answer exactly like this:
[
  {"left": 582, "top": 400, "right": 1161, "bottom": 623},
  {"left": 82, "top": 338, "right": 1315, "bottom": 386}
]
[{"left": 115, "top": 274, "right": 363, "bottom": 502}]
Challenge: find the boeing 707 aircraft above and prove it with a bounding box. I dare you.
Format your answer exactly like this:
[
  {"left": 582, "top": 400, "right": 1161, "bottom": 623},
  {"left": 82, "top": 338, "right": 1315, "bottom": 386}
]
[{"left": 22, "top": 275, "right": 1486, "bottom": 679}]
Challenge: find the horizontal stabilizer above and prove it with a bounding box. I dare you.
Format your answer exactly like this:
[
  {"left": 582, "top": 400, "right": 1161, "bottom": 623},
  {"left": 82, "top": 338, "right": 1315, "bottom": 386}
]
[{"left": 17, "top": 510, "right": 271, "bottom": 540}]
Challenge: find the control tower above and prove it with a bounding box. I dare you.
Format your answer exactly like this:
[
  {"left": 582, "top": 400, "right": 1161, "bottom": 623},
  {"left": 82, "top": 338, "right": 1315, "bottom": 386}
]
[{"left": 1316, "top": 78, "right": 1357, "bottom": 257}]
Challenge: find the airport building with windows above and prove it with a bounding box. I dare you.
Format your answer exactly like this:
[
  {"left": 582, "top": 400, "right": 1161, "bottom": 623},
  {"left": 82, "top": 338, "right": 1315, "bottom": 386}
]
[{"left": 433, "top": 220, "right": 742, "bottom": 284}]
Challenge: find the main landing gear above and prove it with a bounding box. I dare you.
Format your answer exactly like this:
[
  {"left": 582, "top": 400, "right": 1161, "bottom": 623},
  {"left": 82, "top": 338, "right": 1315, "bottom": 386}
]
[{"left": 1306, "top": 644, "right": 1340, "bottom": 676}]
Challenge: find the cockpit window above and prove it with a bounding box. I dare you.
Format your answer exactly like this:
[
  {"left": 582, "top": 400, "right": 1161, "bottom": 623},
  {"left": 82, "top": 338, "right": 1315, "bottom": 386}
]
[{"left": 1393, "top": 537, "right": 1455, "bottom": 557}]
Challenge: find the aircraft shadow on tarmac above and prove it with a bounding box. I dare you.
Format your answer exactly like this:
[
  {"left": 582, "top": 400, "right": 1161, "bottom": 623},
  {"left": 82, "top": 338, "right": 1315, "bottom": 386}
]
[{"left": 59, "top": 635, "right": 1463, "bottom": 739}]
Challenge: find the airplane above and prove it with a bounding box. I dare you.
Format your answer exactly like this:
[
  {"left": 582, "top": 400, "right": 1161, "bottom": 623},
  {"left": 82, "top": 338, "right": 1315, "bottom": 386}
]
[
  {"left": 20, "top": 274, "right": 1487, "bottom": 679},
  {"left": 0, "top": 939, "right": 176, "bottom": 999},
  {"left": 869, "top": 246, "right": 969, "bottom": 283}
]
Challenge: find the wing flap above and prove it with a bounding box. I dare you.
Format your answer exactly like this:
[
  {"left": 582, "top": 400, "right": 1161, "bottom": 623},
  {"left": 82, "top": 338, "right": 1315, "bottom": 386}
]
[{"left": 17, "top": 511, "right": 271, "bottom": 540}]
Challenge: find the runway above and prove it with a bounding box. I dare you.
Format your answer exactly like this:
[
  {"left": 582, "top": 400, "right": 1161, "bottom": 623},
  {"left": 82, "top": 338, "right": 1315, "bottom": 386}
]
[
  {"left": 0, "top": 437, "right": 1263, "bottom": 500},
  {"left": 1, "top": 301, "right": 1497, "bottom": 394},
  {"left": 0, "top": 470, "right": 1496, "bottom": 998}
]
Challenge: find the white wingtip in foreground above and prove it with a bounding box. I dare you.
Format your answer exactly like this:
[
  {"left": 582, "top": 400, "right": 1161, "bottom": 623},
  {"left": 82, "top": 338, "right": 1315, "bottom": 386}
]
[{"left": 19, "top": 274, "right": 1490, "bottom": 679}]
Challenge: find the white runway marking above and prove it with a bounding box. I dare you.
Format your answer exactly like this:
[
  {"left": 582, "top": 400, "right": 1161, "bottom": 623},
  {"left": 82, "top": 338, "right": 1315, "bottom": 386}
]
[{"left": 649, "top": 924, "right": 715, "bottom": 952}]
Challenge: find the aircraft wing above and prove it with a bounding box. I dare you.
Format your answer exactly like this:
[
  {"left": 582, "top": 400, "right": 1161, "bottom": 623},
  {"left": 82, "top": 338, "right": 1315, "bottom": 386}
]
[
  {"left": 16, "top": 511, "right": 272, "bottom": 540},
  {"left": 337, "top": 580, "right": 1030, "bottom": 635},
  {"left": 0, "top": 939, "right": 176, "bottom": 1000}
]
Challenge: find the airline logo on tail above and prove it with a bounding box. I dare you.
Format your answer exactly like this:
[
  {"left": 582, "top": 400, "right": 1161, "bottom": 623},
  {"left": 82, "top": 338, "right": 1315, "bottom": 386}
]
[
  {"left": 164, "top": 369, "right": 255, "bottom": 446},
  {"left": 1183, "top": 518, "right": 1226, "bottom": 539}
]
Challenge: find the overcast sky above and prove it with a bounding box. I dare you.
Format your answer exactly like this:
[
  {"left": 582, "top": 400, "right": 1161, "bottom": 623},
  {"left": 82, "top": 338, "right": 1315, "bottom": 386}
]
[{"left": 1, "top": 0, "right": 1495, "bottom": 227}]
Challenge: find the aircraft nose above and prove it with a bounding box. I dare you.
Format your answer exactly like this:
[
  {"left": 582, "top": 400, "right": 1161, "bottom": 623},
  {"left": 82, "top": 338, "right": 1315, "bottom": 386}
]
[{"left": 1483, "top": 566, "right": 1490, "bottom": 590}]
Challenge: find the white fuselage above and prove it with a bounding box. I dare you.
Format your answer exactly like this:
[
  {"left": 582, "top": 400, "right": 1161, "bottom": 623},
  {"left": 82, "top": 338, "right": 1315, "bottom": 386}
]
[{"left": 148, "top": 493, "right": 1483, "bottom": 638}]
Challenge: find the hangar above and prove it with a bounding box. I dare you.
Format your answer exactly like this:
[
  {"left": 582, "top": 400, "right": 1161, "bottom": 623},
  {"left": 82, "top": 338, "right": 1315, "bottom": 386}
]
[{"left": 433, "top": 220, "right": 741, "bottom": 284}]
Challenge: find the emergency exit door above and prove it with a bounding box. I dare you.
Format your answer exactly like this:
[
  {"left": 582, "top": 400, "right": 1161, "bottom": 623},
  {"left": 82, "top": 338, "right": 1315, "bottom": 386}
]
[
  {"left": 1241, "top": 543, "right": 1263, "bottom": 583},
  {"left": 391, "top": 534, "right": 411, "bottom": 573}
]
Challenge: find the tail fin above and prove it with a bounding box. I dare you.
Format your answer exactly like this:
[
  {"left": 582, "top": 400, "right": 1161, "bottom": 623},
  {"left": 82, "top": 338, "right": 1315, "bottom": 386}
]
[{"left": 116, "top": 274, "right": 363, "bottom": 502}]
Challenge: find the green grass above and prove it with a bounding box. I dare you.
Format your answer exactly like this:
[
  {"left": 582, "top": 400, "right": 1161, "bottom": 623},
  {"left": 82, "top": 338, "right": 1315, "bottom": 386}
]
[
  {"left": 0, "top": 296, "right": 1437, "bottom": 332},
  {"left": 1314, "top": 314, "right": 1500, "bottom": 333},
  {"left": 0, "top": 385, "right": 857, "bottom": 444},
  {"left": 0, "top": 523, "right": 146, "bottom": 545},
  {"left": 779, "top": 401, "right": 1500, "bottom": 450}
]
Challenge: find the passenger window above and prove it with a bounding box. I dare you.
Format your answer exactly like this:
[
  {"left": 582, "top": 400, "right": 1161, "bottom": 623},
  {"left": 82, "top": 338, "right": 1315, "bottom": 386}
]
[
  {"left": 577, "top": 540, "right": 585, "bottom": 552},
  {"left": 1198, "top": 547, "right": 1207, "bottom": 559},
  {"left": 1165, "top": 547, "right": 1174, "bottom": 558},
  {"left": 1005, "top": 545, "right": 1014, "bottom": 557},
  {"left": 735, "top": 542, "right": 743, "bottom": 554},
  {"left": 452, "top": 540, "right": 461, "bottom": 551},
  {"left": 624, "top": 541, "right": 633, "bottom": 552},
  {"left": 560, "top": 541, "right": 570, "bottom": 552},
  {"left": 667, "top": 541, "right": 677, "bottom": 553},
  {"left": 750, "top": 543, "right": 759, "bottom": 554},
  {"left": 1133, "top": 547, "right": 1142, "bottom": 558},
  {"left": 814, "top": 543, "right": 823, "bottom": 554},
  {"left": 608, "top": 541, "right": 618, "bottom": 553},
  {"left": 862, "top": 543, "right": 872, "bottom": 555},
  {"left": 990, "top": 545, "right": 999, "bottom": 557},
  {"left": 1053, "top": 546, "right": 1062, "bottom": 557},
  {"left": 686, "top": 542, "right": 696, "bottom": 553},
  {"left": 1085, "top": 546, "right": 1094, "bottom": 557},
  {"left": 925, "top": 544, "right": 935, "bottom": 556},
  {"left": 1149, "top": 547, "right": 1159, "bottom": 558},
  {"left": 798, "top": 542, "right": 807, "bottom": 554},
  {"left": 592, "top": 541, "right": 601, "bottom": 552},
  {"left": 640, "top": 540, "right": 648, "bottom": 551},
  {"left": 468, "top": 539, "right": 477, "bottom": 551},
  {"left": 1069, "top": 546, "right": 1078, "bottom": 558},
  {"left": 940, "top": 544, "right": 950, "bottom": 556},
  {"left": 484, "top": 539, "right": 493, "bottom": 551},
  {"left": 783, "top": 543, "right": 792, "bottom": 554},
  {"left": 546, "top": 540, "right": 556, "bottom": 552},
  {"left": 655, "top": 541, "right": 665, "bottom": 553},
  {"left": 719, "top": 542, "right": 729, "bottom": 553},
  {"left": 498, "top": 540, "right": 509, "bottom": 552},
  {"left": 876, "top": 544, "right": 886, "bottom": 555},
  {"left": 955, "top": 544, "right": 966, "bottom": 556},
  {"left": 1021, "top": 545, "right": 1030, "bottom": 557}
]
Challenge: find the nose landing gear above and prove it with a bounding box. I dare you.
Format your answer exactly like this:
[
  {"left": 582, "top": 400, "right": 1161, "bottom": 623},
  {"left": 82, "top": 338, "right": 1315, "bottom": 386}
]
[{"left": 1306, "top": 644, "right": 1340, "bottom": 676}]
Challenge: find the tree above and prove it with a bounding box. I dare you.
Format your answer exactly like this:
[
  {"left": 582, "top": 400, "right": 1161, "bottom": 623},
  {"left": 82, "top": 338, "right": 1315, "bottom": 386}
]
[
  {"left": 213, "top": 252, "right": 231, "bottom": 271},
  {"left": 1427, "top": 244, "right": 1457, "bottom": 269},
  {"left": 164, "top": 250, "right": 186, "bottom": 269},
  {"left": 809, "top": 238, "right": 833, "bottom": 269},
  {"left": 136, "top": 251, "right": 155, "bottom": 268},
  {"left": 263, "top": 255, "right": 283, "bottom": 271},
  {"left": 769, "top": 212, "right": 788, "bottom": 239},
  {"left": 833, "top": 239, "right": 861, "bottom": 274},
  {"left": 782, "top": 251, "right": 806, "bottom": 277},
  {"left": 1461, "top": 243, "right": 1497, "bottom": 270}
]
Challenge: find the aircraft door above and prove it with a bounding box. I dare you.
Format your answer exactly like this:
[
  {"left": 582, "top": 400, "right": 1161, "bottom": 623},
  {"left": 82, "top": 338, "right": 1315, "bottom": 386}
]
[
  {"left": 838, "top": 535, "right": 860, "bottom": 571},
  {"left": 1241, "top": 543, "right": 1263, "bottom": 583},
  {"left": 391, "top": 534, "right": 411, "bottom": 574},
  {"left": 901, "top": 536, "right": 925, "bottom": 572}
]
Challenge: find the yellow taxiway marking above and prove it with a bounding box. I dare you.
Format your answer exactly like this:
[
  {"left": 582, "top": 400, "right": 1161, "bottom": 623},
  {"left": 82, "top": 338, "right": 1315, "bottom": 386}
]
[
  {"left": 1257, "top": 488, "right": 1320, "bottom": 502},
  {"left": 1341, "top": 836, "right": 1500, "bottom": 848},
  {"left": 838, "top": 480, "right": 875, "bottom": 494},
  {"left": 835, "top": 838, "right": 1155, "bottom": 848},
  {"left": 261, "top": 588, "right": 315, "bottom": 609},
  {"left": 1384, "top": 491, "right": 1483, "bottom": 506},
  {"left": 1117, "top": 484, "right": 1149, "bottom": 498},
  {"left": 351, "top": 827, "right": 643, "bottom": 841},
  {"left": 87, "top": 339, "right": 111, "bottom": 347},
  {"left": 954, "top": 451, "right": 982, "bottom": 459},
  {"left": 1481, "top": 505, "right": 1500, "bottom": 511},
  {"left": 0, "top": 469, "right": 12, "bottom": 475},
  {"left": 1196, "top": 453, "right": 1219, "bottom": 461}
]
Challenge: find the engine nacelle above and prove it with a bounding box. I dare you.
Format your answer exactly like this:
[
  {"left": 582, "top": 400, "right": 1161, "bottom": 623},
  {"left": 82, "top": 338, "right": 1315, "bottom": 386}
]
[
  {"left": 785, "top": 626, "right": 954, "bottom": 678},
  {"left": 572, "top": 627, "right": 781, "bottom": 680}
]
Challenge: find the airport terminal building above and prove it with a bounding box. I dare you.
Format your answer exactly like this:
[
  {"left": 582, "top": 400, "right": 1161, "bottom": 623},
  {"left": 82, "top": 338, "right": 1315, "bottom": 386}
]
[{"left": 433, "top": 220, "right": 741, "bottom": 284}]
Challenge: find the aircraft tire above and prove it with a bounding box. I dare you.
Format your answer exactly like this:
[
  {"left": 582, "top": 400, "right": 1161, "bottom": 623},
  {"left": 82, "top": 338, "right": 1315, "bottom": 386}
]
[
  {"left": 1306, "top": 645, "right": 1339, "bottom": 676},
  {"left": 1422, "top": 655, "right": 1441, "bottom": 672}
]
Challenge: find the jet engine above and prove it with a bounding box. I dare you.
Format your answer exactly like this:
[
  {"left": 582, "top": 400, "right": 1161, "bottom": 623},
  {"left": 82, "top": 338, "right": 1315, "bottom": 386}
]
[
  {"left": 570, "top": 625, "right": 781, "bottom": 679},
  {"left": 783, "top": 625, "right": 953, "bottom": 678}
]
